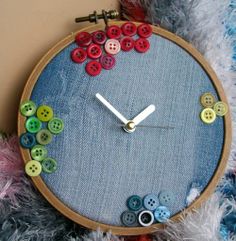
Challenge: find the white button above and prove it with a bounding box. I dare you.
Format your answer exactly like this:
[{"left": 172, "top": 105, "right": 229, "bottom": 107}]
[
  {"left": 138, "top": 210, "right": 154, "bottom": 227},
  {"left": 104, "top": 39, "right": 121, "bottom": 55}
]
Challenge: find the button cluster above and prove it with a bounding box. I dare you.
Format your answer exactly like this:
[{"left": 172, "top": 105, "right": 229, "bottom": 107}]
[
  {"left": 199, "top": 93, "right": 228, "bottom": 124},
  {"left": 19, "top": 100, "right": 64, "bottom": 177},
  {"left": 71, "top": 22, "right": 152, "bottom": 77},
  {"left": 121, "top": 191, "right": 174, "bottom": 227}
]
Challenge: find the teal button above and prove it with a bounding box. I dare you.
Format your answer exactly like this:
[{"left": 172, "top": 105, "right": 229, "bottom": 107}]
[{"left": 127, "top": 195, "right": 142, "bottom": 211}]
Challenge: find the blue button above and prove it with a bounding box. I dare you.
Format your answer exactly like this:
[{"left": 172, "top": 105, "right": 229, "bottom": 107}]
[
  {"left": 127, "top": 195, "right": 142, "bottom": 211},
  {"left": 159, "top": 190, "right": 175, "bottom": 207},
  {"left": 20, "top": 133, "right": 36, "bottom": 149},
  {"left": 143, "top": 194, "right": 159, "bottom": 211},
  {"left": 154, "top": 206, "right": 171, "bottom": 223},
  {"left": 121, "top": 211, "right": 137, "bottom": 226},
  {"left": 138, "top": 210, "right": 154, "bottom": 227}
]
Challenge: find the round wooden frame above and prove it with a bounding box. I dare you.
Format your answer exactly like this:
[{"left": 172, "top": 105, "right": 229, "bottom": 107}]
[{"left": 18, "top": 21, "right": 232, "bottom": 236}]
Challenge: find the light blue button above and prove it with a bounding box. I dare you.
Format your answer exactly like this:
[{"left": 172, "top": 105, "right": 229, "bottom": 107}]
[
  {"left": 159, "top": 190, "right": 175, "bottom": 207},
  {"left": 154, "top": 206, "right": 171, "bottom": 223},
  {"left": 127, "top": 195, "right": 142, "bottom": 211},
  {"left": 143, "top": 193, "right": 159, "bottom": 211}
]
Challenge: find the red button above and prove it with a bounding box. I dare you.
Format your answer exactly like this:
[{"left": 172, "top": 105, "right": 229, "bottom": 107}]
[
  {"left": 75, "top": 32, "right": 92, "bottom": 47},
  {"left": 92, "top": 31, "right": 107, "bottom": 45},
  {"left": 135, "top": 38, "right": 150, "bottom": 53},
  {"left": 120, "top": 37, "right": 135, "bottom": 52},
  {"left": 121, "top": 22, "right": 137, "bottom": 36},
  {"left": 137, "top": 24, "right": 152, "bottom": 38},
  {"left": 87, "top": 43, "right": 102, "bottom": 59},
  {"left": 100, "top": 54, "right": 116, "bottom": 70},
  {"left": 106, "top": 25, "right": 122, "bottom": 39},
  {"left": 71, "top": 48, "right": 87, "bottom": 63},
  {"left": 85, "top": 60, "right": 102, "bottom": 76}
]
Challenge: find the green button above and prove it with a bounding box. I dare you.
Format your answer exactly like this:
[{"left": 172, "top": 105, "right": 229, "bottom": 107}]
[
  {"left": 42, "top": 158, "right": 57, "bottom": 173},
  {"left": 20, "top": 100, "right": 37, "bottom": 117},
  {"left": 25, "top": 117, "right": 42, "bottom": 133},
  {"left": 36, "top": 129, "right": 53, "bottom": 145},
  {"left": 25, "top": 160, "right": 42, "bottom": 177},
  {"left": 31, "top": 145, "right": 48, "bottom": 161},
  {"left": 48, "top": 117, "right": 64, "bottom": 134}
]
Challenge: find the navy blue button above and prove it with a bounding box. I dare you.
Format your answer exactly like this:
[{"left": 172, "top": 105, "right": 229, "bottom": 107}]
[
  {"left": 138, "top": 210, "right": 154, "bottom": 227},
  {"left": 20, "top": 133, "right": 36, "bottom": 149},
  {"left": 127, "top": 195, "right": 142, "bottom": 211},
  {"left": 121, "top": 211, "right": 136, "bottom": 226},
  {"left": 159, "top": 191, "right": 175, "bottom": 207},
  {"left": 154, "top": 206, "right": 171, "bottom": 223},
  {"left": 143, "top": 194, "right": 159, "bottom": 211}
]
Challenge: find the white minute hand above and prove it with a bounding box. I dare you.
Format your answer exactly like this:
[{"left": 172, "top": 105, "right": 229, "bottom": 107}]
[
  {"left": 95, "top": 93, "right": 128, "bottom": 124},
  {"left": 132, "top": 104, "right": 156, "bottom": 125}
]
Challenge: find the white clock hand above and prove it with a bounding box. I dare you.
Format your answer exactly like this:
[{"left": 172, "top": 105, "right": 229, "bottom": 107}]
[
  {"left": 132, "top": 104, "right": 156, "bottom": 126},
  {"left": 95, "top": 93, "right": 128, "bottom": 124}
]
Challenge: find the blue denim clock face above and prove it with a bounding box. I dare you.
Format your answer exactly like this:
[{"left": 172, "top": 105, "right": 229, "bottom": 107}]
[{"left": 31, "top": 34, "right": 224, "bottom": 226}]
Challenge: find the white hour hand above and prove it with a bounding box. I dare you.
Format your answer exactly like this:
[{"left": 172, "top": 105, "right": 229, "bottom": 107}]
[{"left": 132, "top": 104, "right": 156, "bottom": 125}]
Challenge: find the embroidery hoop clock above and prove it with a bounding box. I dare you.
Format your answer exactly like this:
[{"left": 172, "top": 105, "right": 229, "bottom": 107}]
[{"left": 18, "top": 20, "right": 232, "bottom": 235}]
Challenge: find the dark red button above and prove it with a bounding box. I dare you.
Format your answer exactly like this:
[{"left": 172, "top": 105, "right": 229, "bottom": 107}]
[
  {"left": 134, "top": 38, "right": 150, "bottom": 53},
  {"left": 121, "top": 22, "right": 137, "bottom": 36},
  {"left": 86, "top": 60, "right": 102, "bottom": 76},
  {"left": 137, "top": 24, "right": 152, "bottom": 38},
  {"left": 75, "top": 32, "right": 92, "bottom": 47},
  {"left": 100, "top": 54, "right": 116, "bottom": 70},
  {"left": 120, "top": 37, "right": 135, "bottom": 52},
  {"left": 71, "top": 48, "right": 87, "bottom": 63},
  {"left": 106, "top": 25, "right": 122, "bottom": 39},
  {"left": 92, "top": 31, "right": 107, "bottom": 45},
  {"left": 87, "top": 44, "right": 102, "bottom": 59}
]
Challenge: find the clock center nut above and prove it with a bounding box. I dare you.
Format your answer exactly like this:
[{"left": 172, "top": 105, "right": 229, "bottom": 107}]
[{"left": 123, "top": 121, "right": 136, "bottom": 133}]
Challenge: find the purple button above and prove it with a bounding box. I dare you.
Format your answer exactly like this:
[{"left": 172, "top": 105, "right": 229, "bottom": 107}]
[{"left": 100, "top": 54, "right": 116, "bottom": 70}]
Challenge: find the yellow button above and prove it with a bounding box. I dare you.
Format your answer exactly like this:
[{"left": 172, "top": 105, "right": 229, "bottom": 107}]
[
  {"left": 213, "top": 101, "right": 228, "bottom": 116},
  {"left": 200, "top": 108, "right": 216, "bottom": 124},
  {"left": 36, "top": 105, "right": 53, "bottom": 122},
  {"left": 25, "top": 160, "right": 42, "bottom": 177},
  {"left": 200, "top": 93, "right": 215, "bottom": 107}
]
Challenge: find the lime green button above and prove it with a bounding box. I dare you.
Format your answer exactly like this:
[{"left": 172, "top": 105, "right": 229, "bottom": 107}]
[
  {"left": 200, "top": 93, "right": 215, "bottom": 108},
  {"left": 48, "top": 117, "right": 64, "bottom": 134},
  {"left": 31, "top": 145, "right": 48, "bottom": 161},
  {"left": 213, "top": 101, "right": 228, "bottom": 116},
  {"left": 42, "top": 158, "right": 57, "bottom": 173},
  {"left": 25, "top": 117, "right": 42, "bottom": 133},
  {"left": 37, "top": 105, "right": 54, "bottom": 122},
  {"left": 25, "top": 160, "right": 42, "bottom": 177},
  {"left": 36, "top": 129, "right": 53, "bottom": 145},
  {"left": 200, "top": 108, "right": 216, "bottom": 124},
  {"left": 20, "top": 100, "right": 37, "bottom": 117}
]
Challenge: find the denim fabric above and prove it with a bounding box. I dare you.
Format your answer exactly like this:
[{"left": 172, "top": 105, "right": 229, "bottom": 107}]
[{"left": 31, "top": 34, "right": 224, "bottom": 226}]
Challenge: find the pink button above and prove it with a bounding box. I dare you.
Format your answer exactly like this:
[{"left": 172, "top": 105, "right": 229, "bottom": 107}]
[
  {"left": 137, "top": 23, "right": 152, "bottom": 38},
  {"left": 92, "top": 30, "right": 107, "bottom": 45},
  {"left": 87, "top": 43, "right": 102, "bottom": 59},
  {"left": 75, "top": 32, "right": 92, "bottom": 47},
  {"left": 104, "top": 39, "right": 121, "bottom": 55},
  {"left": 106, "top": 25, "right": 122, "bottom": 39},
  {"left": 71, "top": 48, "right": 87, "bottom": 63},
  {"left": 120, "top": 36, "right": 135, "bottom": 52},
  {"left": 134, "top": 38, "right": 150, "bottom": 53},
  {"left": 100, "top": 54, "right": 116, "bottom": 70},
  {"left": 85, "top": 60, "right": 102, "bottom": 76},
  {"left": 121, "top": 22, "right": 137, "bottom": 36}
]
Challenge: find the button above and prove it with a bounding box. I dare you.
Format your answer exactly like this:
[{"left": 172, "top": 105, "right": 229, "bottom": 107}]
[
  {"left": 104, "top": 39, "right": 121, "bottom": 55},
  {"left": 25, "top": 160, "right": 42, "bottom": 177},
  {"left": 121, "top": 22, "right": 137, "bottom": 36},
  {"left": 42, "top": 158, "right": 57, "bottom": 173},
  {"left": 135, "top": 38, "right": 150, "bottom": 53},
  {"left": 25, "top": 117, "right": 42, "bottom": 133},
  {"left": 121, "top": 211, "right": 137, "bottom": 226},
  {"left": 143, "top": 193, "right": 159, "bottom": 211},
  {"left": 138, "top": 210, "right": 154, "bottom": 227},
  {"left": 20, "top": 132, "right": 36, "bottom": 149},
  {"left": 120, "top": 36, "right": 135, "bottom": 52},
  {"left": 86, "top": 60, "right": 102, "bottom": 76},
  {"left": 159, "top": 191, "right": 175, "bottom": 207},
  {"left": 200, "top": 93, "right": 215, "bottom": 107},
  {"left": 75, "top": 32, "right": 92, "bottom": 47},
  {"left": 20, "top": 100, "right": 37, "bottom": 117},
  {"left": 48, "top": 117, "right": 64, "bottom": 134},
  {"left": 154, "top": 206, "right": 171, "bottom": 223},
  {"left": 87, "top": 43, "right": 102, "bottom": 59},
  {"left": 137, "top": 23, "right": 152, "bottom": 38},
  {"left": 36, "top": 105, "right": 53, "bottom": 122},
  {"left": 200, "top": 108, "right": 216, "bottom": 124},
  {"left": 92, "top": 30, "right": 107, "bottom": 45},
  {"left": 100, "top": 54, "right": 116, "bottom": 70},
  {"left": 106, "top": 25, "right": 122, "bottom": 39},
  {"left": 71, "top": 48, "right": 87, "bottom": 63},
  {"left": 127, "top": 195, "right": 142, "bottom": 211},
  {"left": 213, "top": 101, "right": 228, "bottom": 116},
  {"left": 36, "top": 129, "right": 53, "bottom": 145},
  {"left": 31, "top": 145, "right": 48, "bottom": 161}
]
